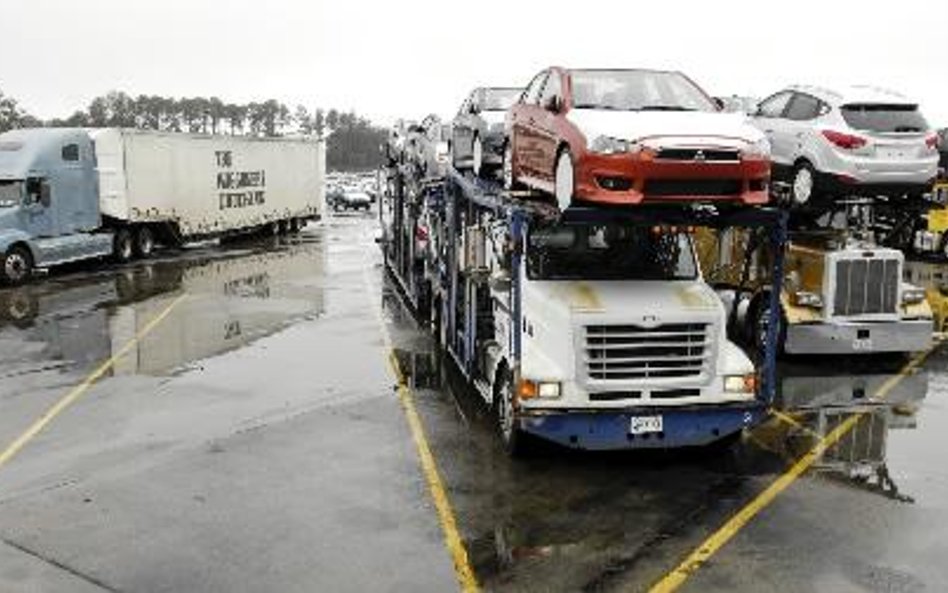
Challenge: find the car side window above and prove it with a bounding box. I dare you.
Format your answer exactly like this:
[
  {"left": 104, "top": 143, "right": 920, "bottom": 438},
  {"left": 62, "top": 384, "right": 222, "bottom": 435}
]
[
  {"left": 785, "top": 93, "right": 822, "bottom": 121},
  {"left": 62, "top": 143, "right": 79, "bottom": 161},
  {"left": 524, "top": 71, "right": 549, "bottom": 106},
  {"left": 539, "top": 71, "right": 562, "bottom": 107},
  {"left": 758, "top": 92, "right": 792, "bottom": 118}
]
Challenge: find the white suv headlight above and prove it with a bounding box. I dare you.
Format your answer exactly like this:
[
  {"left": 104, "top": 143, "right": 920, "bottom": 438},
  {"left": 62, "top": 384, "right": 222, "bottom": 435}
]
[{"left": 590, "top": 136, "right": 630, "bottom": 155}]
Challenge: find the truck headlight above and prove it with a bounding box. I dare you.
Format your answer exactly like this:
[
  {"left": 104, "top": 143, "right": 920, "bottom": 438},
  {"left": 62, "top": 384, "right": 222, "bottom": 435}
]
[
  {"left": 742, "top": 137, "right": 771, "bottom": 160},
  {"left": 902, "top": 287, "right": 927, "bottom": 305},
  {"left": 590, "top": 136, "right": 630, "bottom": 155},
  {"left": 724, "top": 374, "right": 757, "bottom": 393},
  {"left": 792, "top": 291, "right": 823, "bottom": 308},
  {"left": 518, "top": 379, "right": 562, "bottom": 400}
]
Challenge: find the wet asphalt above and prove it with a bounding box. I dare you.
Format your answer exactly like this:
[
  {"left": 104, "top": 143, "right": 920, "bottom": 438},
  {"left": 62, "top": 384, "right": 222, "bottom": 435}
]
[{"left": 0, "top": 211, "right": 946, "bottom": 592}]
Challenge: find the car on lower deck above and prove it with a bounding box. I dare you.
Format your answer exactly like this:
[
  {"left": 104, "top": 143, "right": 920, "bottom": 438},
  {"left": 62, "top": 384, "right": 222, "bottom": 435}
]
[
  {"left": 749, "top": 85, "right": 940, "bottom": 206},
  {"left": 503, "top": 67, "right": 771, "bottom": 210},
  {"left": 451, "top": 86, "right": 522, "bottom": 177}
]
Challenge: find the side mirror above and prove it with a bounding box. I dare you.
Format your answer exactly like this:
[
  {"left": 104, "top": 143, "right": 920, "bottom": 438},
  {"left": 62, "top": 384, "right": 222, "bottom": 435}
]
[
  {"left": 40, "top": 181, "right": 51, "bottom": 207},
  {"left": 713, "top": 97, "right": 725, "bottom": 111},
  {"left": 544, "top": 95, "right": 562, "bottom": 113}
]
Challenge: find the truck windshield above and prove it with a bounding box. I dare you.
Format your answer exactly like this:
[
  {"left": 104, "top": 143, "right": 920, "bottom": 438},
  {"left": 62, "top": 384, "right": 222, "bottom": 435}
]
[
  {"left": 527, "top": 224, "right": 698, "bottom": 281},
  {"left": 0, "top": 181, "right": 22, "bottom": 208}
]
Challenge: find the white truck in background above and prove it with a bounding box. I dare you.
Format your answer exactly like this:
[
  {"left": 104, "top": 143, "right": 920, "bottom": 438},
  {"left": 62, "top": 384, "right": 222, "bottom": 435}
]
[{"left": 0, "top": 128, "right": 325, "bottom": 284}]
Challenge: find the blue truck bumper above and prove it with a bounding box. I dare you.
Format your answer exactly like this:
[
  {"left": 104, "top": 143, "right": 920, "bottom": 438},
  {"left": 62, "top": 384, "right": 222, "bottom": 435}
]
[{"left": 518, "top": 403, "right": 768, "bottom": 451}]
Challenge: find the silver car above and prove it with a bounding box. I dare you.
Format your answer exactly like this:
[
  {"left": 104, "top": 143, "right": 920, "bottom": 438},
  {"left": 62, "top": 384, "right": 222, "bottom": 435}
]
[
  {"left": 450, "top": 87, "right": 522, "bottom": 177},
  {"left": 750, "top": 85, "right": 940, "bottom": 204}
]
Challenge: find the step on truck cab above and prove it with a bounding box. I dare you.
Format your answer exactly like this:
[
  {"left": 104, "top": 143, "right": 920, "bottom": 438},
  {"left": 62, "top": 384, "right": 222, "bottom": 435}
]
[{"left": 382, "top": 163, "right": 787, "bottom": 454}]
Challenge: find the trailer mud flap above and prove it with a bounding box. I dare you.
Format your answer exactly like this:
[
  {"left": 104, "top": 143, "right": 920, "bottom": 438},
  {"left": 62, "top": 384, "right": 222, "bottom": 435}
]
[{"left": 519, "top": 404, "right": 767, "bottom": 451}]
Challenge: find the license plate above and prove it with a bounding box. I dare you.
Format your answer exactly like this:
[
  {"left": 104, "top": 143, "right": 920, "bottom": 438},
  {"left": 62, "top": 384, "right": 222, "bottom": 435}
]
[
  {"left": 630, "top": 415, "right": 664, "bottom": 435},
  {"left": 878, "top": 147, "right": 913, "bottom": 160}
]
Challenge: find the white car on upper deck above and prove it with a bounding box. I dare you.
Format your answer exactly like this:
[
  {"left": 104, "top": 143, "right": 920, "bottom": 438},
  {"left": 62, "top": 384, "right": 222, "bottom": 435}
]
[{"left": 749, "top": 84, "right": 939, "bottom": 204}]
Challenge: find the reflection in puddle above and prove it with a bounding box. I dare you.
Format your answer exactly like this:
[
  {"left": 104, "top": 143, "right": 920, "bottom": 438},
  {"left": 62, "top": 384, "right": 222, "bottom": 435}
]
[
  {"left": 0, "top": 235, "right": 326, "bottom": 378},
  {"left": 754, "top": 360, "right": 929, "bottom": 503}
]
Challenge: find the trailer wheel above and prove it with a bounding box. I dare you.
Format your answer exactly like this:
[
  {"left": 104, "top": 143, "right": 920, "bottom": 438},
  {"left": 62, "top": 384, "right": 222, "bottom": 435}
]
[
  {"left": 1, "top": 245, "right": 33, "bottom": 286},
  {"left": 494, "top": 368, "right": 527, "bottom": 457},
  {"left": 113, "top": 229, "right": 134, "bottom": 263},
  {"left": 134, "top": 227, "right": 155, "bottom": 258}
]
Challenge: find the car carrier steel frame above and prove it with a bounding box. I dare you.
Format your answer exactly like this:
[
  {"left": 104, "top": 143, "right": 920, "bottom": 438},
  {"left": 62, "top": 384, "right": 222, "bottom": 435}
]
[{"left": 380, "top": 163, "right": 788, "bottom": 452}]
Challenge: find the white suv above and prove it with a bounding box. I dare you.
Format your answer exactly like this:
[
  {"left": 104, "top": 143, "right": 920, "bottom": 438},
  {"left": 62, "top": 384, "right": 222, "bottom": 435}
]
[{"left": 750, "top": 85, "right": 940, "bottom": 205}]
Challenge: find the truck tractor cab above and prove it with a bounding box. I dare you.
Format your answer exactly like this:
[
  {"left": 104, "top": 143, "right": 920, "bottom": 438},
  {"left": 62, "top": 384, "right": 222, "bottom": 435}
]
[{"left": 0, "top": 128, "right": 112, "bottom": 284}]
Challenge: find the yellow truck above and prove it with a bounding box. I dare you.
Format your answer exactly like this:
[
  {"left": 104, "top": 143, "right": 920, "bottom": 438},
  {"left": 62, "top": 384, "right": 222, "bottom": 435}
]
[{"left": 698, "top": 228, "right": 933, "bottom": 354}]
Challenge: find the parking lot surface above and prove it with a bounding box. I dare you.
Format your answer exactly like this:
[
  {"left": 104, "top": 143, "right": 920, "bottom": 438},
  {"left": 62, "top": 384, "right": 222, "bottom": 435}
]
[{"left": 1, "top": 212, "right": 946, "bottom": 592}]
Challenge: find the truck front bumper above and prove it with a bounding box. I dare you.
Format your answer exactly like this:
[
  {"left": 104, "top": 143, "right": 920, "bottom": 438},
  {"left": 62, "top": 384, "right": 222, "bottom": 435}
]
[
  {"left": 517, "top": 402, "right": 767, "bottom": 451},
  {"left": 785, "top": 318, "right": 933, "bottom": 355}
]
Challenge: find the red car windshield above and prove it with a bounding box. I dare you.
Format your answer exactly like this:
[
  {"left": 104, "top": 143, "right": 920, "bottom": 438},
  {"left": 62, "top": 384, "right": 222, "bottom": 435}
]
[{"left": 569, "top": 70, "right": 716, "bottom": 113}]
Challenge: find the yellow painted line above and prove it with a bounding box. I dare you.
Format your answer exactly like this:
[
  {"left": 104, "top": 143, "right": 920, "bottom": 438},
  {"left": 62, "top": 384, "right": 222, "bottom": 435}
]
[
  {"left": 0, "top": 294, "right": 186, "bottom": 471},
  {"left": 363, "top": 265, "right": 479, "bottom": 592},
  {"left": 649, "top": 345, "right": 938, "bottom": 593},
  {"left": 387, "top": 352, "right": 480, "bottom": 593},
  {"left": 770, "top": 409, "right": 823, "bottom": 440}
]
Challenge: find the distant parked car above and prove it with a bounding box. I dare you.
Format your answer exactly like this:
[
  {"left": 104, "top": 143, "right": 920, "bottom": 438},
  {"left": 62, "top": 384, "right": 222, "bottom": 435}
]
[
  {"left": 451, "top": 87, "right": 522, "bottom": 176},
  {"left": 749, "top": 85, "right": 940, "bottom": 205},
  {"left": 332, "top": 190, "right": 372, "bottom": 212},
  {"left": 504, "top": 67, "right": 770, "bottom": 210}
]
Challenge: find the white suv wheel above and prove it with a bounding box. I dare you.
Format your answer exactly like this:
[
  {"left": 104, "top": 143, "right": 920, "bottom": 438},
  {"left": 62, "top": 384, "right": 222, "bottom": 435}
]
[{"left": 792, "top": 166, "right": 814, "bottom": 204}]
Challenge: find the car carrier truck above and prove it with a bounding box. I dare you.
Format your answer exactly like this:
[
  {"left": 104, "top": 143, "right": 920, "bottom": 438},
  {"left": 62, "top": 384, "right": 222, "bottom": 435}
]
[
  {"left": 0, "top": 128, "right": 324, "bottom": 284},
  {"left": 381, "top": 163, "right": 787, "bottom": 454}
]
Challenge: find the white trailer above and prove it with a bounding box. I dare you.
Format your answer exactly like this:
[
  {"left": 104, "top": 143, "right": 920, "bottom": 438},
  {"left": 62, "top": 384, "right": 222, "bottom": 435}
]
[
  {"left": 0, "top": 127, "right": 325, "bottom": 284},
  {"left": 92, "top": 129, "right": 324, "bottom": 240}
]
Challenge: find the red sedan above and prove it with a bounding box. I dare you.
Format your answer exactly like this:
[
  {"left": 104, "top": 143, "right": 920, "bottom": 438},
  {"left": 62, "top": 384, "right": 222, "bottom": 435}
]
[{"left": 503, "top": 68, "right": 771, "bottom": 209}]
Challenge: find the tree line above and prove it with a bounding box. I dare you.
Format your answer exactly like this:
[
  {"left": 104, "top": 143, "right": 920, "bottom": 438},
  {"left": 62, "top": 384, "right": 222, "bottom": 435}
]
[{"left": 0, "top": 88, "right": 386, "bottom": 171}]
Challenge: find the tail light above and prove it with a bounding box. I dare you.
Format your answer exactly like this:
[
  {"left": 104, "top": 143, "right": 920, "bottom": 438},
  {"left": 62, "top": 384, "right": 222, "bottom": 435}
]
[
  {"left": 821, "top": 130, "right": 867, "bottom": 150},
  {"left": 926, "top": 134, "right": 939, "bottom": 151}
]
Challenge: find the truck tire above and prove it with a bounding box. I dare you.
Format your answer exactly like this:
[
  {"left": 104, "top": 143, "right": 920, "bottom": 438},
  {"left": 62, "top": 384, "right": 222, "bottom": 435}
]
[
  {"left": 494, "top": 368, "right": 527, "bottom": 457},
  {"left": 113, "top": 228, "right": 134, "bottom": 263},
  {"left": 134, "top": 227, "right": 155, "bottom": 258},
  {"left": 1, "top": 245, "right": 33, "bottom": 286}
]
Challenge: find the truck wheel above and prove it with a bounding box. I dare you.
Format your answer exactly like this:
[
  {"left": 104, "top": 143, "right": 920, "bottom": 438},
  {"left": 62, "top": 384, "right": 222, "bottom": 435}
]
[
  {"left": 494, "top": 369, "right": 527, "bottom": 457},
  {"left": 134, "top": 227, "right": 155, "bottom": 258},
  {"left": 113, "top": 228, "right": 134, "bottom": 263},
  {"left": 1, "top": 246, "right": 33, "bottom": 286}
]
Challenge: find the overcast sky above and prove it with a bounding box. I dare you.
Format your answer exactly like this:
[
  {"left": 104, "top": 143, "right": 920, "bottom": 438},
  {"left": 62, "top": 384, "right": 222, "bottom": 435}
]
[{"left": 2, "top": 0, "right": 947, "bottom": 126}]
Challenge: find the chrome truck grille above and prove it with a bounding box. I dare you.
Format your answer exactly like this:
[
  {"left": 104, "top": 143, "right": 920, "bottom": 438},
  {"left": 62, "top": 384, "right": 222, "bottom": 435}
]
[
  {"left": 584, "top": 323, "right": 710, "bottom": 381},
  {"left": 832, "top": 258, "right": 900, "bottom": 316}
]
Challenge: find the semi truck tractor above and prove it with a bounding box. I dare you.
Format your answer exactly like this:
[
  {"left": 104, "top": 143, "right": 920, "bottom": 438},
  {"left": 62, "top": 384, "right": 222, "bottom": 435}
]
[
  {"left": 0, "top": 128, "right": 324, "bottom": 284},
  {"left": 381, "top": 162, "right": 786, "bottom": 455}
]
